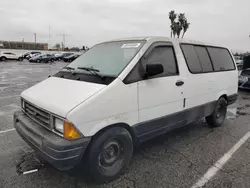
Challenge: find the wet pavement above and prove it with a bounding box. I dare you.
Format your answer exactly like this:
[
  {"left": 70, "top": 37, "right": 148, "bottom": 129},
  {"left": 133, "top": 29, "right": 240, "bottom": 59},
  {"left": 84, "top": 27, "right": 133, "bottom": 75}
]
[{"left": 0, "top": 61, "right": 250, "bottom": 188}]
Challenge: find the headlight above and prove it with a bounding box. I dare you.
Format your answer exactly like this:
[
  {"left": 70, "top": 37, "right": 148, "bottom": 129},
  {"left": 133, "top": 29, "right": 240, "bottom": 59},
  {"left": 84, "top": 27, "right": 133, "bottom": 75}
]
[
  {"left": 54, "top": 118, "right": 81, "bottom": 140},
  {"left": 239, "top": 76, "right": 248, "bottom": 82},
  {"left": 54, "top": 118, "right": 64, "bottom": 133}
]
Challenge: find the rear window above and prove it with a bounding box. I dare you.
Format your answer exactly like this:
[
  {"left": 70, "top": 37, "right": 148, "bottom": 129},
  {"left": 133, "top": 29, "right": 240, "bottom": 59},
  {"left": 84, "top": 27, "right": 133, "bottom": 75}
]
[{"left": 207, "top": 47, "right": 235, "bottom": 71}]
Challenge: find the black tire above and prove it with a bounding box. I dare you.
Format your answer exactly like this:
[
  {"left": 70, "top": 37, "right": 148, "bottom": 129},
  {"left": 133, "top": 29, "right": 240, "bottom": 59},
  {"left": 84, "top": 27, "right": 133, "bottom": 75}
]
[
  {"left": 51, "top": 59, "right": 54, "bottom": 63},
  {"left": 86, "top": 127, "right": 133, "bottom": 183},
  {"left": 1, "top": 56, "right": 6, "bottom": 61},
  {"left": 37, "top": 59, "right": 40, "bottom": 63},
  {"left": 206, "top": 97, "right": 227, "bottom": 127},
  {"left": 18, "top": 57, "right": 23, "bottom": 61}
]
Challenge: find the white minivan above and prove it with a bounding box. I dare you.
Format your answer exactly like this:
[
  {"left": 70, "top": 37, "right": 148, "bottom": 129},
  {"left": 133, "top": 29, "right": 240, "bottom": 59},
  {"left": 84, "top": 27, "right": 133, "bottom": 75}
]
[{"left": 14, "top": 37, "right": 238, "bottom": 182}]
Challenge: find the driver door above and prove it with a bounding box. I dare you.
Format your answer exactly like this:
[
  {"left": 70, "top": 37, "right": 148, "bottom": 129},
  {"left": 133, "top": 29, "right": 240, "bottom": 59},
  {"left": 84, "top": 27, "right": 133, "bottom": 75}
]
[{"left": 137, "top": 42, "right": 184, "bottom": 139}]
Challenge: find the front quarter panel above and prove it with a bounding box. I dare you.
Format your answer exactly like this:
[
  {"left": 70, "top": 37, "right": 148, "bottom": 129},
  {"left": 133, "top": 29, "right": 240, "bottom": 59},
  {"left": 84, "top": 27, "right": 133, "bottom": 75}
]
[{"left": 66, "top": 78, "right": 138, "bottom": 137}]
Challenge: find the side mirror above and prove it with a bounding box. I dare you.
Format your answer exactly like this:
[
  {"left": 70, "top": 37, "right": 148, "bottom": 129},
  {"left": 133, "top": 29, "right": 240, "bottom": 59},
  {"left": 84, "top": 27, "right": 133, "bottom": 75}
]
[{"left": 145, "top": 64, "right": 164, "bottom": 78}]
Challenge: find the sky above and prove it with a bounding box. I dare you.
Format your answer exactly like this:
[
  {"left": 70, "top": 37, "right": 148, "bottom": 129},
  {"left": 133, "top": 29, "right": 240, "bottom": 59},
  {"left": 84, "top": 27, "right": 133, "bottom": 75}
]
[{"left": 0, "top": 0, "right": 250, "bottom": 52}]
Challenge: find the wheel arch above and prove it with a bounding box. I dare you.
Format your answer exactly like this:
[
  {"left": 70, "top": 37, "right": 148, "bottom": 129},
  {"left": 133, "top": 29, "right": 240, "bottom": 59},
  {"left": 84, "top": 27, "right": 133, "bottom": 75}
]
[
  {"left": 219, "top": 94, "right": 228, "bottom": 103},
  {"left": 88, "top": 123, "right": 139, "bottom": 147}
]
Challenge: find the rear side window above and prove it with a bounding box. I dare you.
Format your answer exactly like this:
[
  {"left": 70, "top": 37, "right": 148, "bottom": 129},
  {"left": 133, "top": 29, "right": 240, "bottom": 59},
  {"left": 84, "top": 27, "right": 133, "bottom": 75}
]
[
  {"left": 194, "top": 46, "right": 213, "bottom": 72},
  {"left": 144, "top": 46, "right": 178, "bottom": 77},
  {"left": 181, "top": 44, "right": 202, "bottom": 73},
  {"left": 207, "top": 47, "right": 235, "bottom": 71}
]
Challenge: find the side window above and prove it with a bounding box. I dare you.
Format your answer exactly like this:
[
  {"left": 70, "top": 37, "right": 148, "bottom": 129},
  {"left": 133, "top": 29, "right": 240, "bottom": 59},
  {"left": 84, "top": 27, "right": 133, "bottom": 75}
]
[
  {"left": 181, "top": 44, "right": 202, "bottom": 73},
  {"left": 207, "top": 47, "right": 235, "bottom": 71},
  {"left": 143, "top": 46, "right": 178, "bottom": 77},
  {"left": 194, "top": 46, "right": 213, "bottom": 72}
]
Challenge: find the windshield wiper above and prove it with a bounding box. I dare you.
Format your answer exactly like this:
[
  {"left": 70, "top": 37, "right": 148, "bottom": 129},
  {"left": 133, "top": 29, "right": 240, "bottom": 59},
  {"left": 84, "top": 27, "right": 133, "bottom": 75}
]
[
  {"left": 62, "top": 66, "right": 75, "bottom": 70},
  {"left": 77, "top": 66, "right": 105, "bottom": 79},
  {"left": 61, "top": 66, "right": 75, "bottom": 74}
]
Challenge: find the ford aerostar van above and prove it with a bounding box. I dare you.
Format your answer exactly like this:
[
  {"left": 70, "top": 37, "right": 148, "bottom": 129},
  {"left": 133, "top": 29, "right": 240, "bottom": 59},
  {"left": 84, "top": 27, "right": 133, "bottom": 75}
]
[{"left": 14, "top": 37, "right": 238, "bottom": 182}]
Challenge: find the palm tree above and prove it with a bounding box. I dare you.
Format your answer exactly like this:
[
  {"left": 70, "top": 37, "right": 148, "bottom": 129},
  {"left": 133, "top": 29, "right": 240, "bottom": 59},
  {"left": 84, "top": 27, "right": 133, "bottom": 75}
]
[
  {"left": 169, "top": 10, "right": 177, "bottom": 38},
  {"left": 176, "top": 22, "right": 183, "bottom": 38},
  {"left": 182, "top": 20, "right": 190, "bottom": 38},
  {"left": 172, "top": 22, "right": 178, "bottom": 38},
  {"left": 178, "top": 13, "right": 186, "bottom": 26}
]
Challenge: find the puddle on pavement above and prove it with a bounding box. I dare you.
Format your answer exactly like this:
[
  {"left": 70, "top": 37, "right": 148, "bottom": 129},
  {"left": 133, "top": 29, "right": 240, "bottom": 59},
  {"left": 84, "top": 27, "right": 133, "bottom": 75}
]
[
  {"left": 227, "top": 108, "right": 237, "bottom": 119},
  {"left": 16, "top": 152, "right": 44, "bottom": 175}
]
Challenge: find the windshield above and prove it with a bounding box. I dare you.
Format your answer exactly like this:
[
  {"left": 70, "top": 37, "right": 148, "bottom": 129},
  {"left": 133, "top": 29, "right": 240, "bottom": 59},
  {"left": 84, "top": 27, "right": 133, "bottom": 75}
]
[{"left": 67, "top": 40, "right": 145, "bottom": 77}]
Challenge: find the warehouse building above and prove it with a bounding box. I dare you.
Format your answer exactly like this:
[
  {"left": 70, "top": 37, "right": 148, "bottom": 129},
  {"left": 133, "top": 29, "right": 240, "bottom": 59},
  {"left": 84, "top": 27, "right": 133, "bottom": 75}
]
[{"left": 0, "top": 40, "right": 48, "bottom": 50}]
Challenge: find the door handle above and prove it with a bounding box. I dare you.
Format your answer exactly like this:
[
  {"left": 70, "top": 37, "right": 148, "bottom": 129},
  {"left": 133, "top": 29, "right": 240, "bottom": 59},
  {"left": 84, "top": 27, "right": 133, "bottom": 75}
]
[{"left": 176, "top": 80, "right": 184, "bottom": 86}]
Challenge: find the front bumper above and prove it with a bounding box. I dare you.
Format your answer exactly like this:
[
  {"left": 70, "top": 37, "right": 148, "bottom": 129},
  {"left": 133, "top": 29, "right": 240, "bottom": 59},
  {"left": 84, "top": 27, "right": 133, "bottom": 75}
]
[{"left": 14, "top": 111, "right": 91, "bottom": 171}]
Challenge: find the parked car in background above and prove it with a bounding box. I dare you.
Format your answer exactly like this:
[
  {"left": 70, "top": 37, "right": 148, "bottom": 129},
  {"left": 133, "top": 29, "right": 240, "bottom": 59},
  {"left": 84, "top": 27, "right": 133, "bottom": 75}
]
[
  {"left": 24, "top": 52, "right": 41, "bottom": 59},
  {"left": 238, "top": 69, "right": 250, "bottom": 89},
  {"left": 63, "top": 54, "right": 80, "bottom": 62},
  {"left": 0, "top": 52, "right": 23, "bottom": 61},
  {"left": 234, "top": 55, "right": 243, "bottom": 70},
  {"left": 29, "top": 54, "right": 55, "bottom": 63},
  {"left": 238, "top": 55, "right": 250, "bottom": 89},
  {"left": 55, "top": 52, "right": 74, "bottom": 61}
]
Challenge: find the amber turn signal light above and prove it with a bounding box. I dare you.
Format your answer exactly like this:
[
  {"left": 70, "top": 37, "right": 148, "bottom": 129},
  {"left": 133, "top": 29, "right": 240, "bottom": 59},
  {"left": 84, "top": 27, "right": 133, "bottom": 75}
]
[{"left": 63, "top": 121, "right": 81, "bottom": 140}]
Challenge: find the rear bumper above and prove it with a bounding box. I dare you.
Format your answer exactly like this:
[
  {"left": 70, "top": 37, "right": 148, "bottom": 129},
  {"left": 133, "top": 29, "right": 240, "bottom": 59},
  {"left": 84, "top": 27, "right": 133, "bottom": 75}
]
[
  {"left": 228, "top": 93, "right": 238, "bottom": 105},
  {"left": 14, "top": 111, "right": 91, "bottom": 171}
]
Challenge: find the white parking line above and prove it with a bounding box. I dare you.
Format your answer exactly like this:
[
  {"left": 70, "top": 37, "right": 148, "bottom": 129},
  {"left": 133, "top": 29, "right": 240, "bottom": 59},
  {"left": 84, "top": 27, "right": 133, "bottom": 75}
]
[
  {"left": 23, "top": 169, "right": 38, "bottom": 175},
  {"left": 0, "top": 128, "right": 16, "bottom": 134},
  {"left": 191, "top": 131, "right": 250, "bottom": 188}
]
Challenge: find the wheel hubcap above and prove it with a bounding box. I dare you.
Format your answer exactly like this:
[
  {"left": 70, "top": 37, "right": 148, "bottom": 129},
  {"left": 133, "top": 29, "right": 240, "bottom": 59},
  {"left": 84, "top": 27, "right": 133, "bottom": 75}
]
[{"left": 100, "top": 140, "right": 122, "bottom": 166}]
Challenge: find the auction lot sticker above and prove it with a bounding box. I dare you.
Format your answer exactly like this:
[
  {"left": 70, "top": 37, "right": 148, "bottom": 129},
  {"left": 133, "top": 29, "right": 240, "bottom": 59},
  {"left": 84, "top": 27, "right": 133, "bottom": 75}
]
[{"left": 121, "top": 43, "right": 141, "bottom": 48}]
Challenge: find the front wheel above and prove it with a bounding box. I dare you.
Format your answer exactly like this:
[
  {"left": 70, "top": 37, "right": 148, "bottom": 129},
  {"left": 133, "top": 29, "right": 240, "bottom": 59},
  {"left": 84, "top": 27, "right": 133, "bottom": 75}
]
[
  {"left": 50, "top": 59, "right": 54, "bottom": 63},
  {"left": 86, "top": 127, "right": 133, "bottom": 183},
  {"left": 206, "top": 97, "right": 227, "bottom": 127}
]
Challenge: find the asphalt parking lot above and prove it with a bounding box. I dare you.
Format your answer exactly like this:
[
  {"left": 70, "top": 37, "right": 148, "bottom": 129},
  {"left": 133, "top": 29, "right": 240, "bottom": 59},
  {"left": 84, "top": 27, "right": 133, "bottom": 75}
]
[{"left": 0, "top": 60, "right": 250, "bottom": 188}]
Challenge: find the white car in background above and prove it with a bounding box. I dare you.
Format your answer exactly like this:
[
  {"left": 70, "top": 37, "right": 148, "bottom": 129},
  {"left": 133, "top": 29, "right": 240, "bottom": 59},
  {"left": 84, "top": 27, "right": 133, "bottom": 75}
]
[
  {"left": 234, "top": 55, "right": 243, "bottom": 69},
  {"left": 0, "top": 52, "right": 24, "bottom": 61}
]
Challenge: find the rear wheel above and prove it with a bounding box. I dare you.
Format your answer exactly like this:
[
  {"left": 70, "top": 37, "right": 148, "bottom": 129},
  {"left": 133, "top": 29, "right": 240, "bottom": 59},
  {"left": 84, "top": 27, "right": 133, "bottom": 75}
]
[
  {"left": 18, "top": 57, "right": 23, "bottom": 61},
  {"left": 206, "top": 97, "right": 227, "bottom": 127},
  {"left": 36, "top": 59, "right": 40, "bottom": 63},
  {"left": 50, "top": 59, "right": 54, "bottom": 63},
  {"left": 86, "top": 127, "right": 133, "bottom": 183}
]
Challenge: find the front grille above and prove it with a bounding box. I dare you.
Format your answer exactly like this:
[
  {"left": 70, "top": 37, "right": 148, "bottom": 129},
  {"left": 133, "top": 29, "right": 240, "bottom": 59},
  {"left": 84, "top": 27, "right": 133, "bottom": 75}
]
[{"left": 23, "top": 101, "right": 51, "bottom": 129}]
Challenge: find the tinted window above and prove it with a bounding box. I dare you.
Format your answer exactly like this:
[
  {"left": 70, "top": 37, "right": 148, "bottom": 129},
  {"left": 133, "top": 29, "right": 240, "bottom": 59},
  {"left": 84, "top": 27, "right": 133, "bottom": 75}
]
[
  {"left": 207, "top": 47, "right": 235, "bottom": 71},
  {"left": 194, "top": 46, "right": 213, "bottom": 72},
  {"left": 144, "top": 46, "right": 178, "bottom": 77},
  {"left": 181, "top": 44, "right": 202, "bottom": 73}
]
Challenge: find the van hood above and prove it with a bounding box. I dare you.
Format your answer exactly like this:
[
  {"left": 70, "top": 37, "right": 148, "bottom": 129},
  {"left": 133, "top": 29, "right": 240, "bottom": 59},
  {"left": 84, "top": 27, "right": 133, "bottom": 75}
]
[{"left": 21, "top": 77, "right": 106, "bottom": 117}]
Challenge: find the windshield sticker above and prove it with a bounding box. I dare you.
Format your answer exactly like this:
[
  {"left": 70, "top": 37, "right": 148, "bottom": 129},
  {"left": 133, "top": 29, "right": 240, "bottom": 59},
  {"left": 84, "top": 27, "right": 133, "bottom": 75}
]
[{"left": 121, "top": 43, "right": 141, "bottom": 48}]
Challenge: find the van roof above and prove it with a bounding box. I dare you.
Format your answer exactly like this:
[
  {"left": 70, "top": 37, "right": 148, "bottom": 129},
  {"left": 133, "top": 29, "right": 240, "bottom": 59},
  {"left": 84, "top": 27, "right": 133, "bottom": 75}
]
[{"left": 105, "top": 36, "right": 227, "bottom": 49}]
